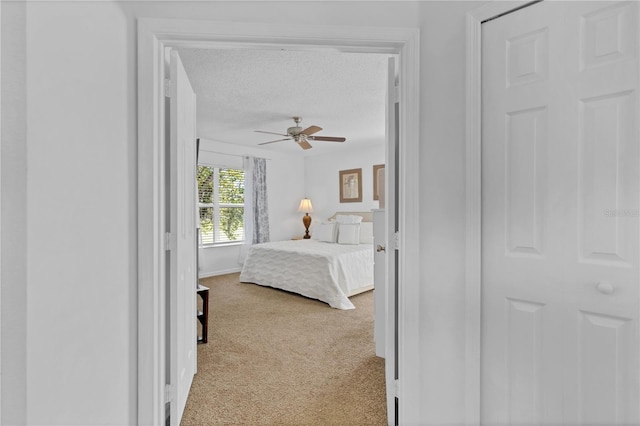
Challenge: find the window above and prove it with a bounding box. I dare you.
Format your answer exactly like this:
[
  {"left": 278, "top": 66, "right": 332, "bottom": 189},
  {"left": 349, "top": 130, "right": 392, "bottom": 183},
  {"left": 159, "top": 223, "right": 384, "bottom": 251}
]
[{"left": 197, "top": 166, "right": 245, "bottom": 245}]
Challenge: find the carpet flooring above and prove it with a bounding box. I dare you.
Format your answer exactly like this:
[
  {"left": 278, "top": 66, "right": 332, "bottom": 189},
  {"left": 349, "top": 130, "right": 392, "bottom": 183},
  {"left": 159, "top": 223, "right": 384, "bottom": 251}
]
[{"left": 180, "top": 272, "right": 387, "bottom": 425}]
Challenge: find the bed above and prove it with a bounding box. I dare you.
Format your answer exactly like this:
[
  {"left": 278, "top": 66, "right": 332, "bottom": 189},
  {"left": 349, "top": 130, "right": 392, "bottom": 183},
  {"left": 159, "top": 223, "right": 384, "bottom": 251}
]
[{"left": 239, "top": 212, "right": 374, "bottom": 309}]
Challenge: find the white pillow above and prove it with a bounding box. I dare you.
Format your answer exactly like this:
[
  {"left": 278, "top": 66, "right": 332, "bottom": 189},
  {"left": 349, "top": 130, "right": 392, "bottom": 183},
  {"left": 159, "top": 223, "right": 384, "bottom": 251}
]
[
  {"left": 359, "top": 221, "right": 374, "bottom": 244},
  {"left": 312, "top": 222, "right": 337, "bottom": 243},
  {"left": 338, "top": 223, "right": 361, "bottom": 245},
  {"left": 335, "top": 214, "right": 363, "bottom": 224}
]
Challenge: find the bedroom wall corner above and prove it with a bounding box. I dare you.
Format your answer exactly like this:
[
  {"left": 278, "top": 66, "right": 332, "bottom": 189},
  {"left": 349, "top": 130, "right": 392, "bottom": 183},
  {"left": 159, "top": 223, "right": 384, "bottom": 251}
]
[{"left": 304, "top": 143, "right": 385, "bottom": 225}]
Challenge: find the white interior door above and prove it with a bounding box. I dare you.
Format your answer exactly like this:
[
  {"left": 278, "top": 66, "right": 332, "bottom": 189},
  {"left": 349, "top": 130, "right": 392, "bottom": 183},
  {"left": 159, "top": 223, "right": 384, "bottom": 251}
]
[
  {"left": 373, "top": 209, "right": 386, "bottom": 358},
  {"left": 385, "top": 55, "right": 399, "bottom": 426},
  {"left": 481, "top": 2, "right": 639, "bottom": 424},
  {"left": 168, "top": 49, "right": 197, "bottom": 425}
]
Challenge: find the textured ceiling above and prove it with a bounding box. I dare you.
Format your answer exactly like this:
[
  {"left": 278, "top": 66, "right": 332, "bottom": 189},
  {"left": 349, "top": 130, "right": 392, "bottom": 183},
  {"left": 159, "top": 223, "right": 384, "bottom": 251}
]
[{"left": 177, "top": 48, "right": 390, "bottom": 156}]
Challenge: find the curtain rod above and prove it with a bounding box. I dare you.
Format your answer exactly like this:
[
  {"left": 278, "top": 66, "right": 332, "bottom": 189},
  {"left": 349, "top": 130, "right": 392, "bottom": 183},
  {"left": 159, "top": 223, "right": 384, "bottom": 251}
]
[{"left": 198, "top": 148, "right": 272, "bottom": 161}]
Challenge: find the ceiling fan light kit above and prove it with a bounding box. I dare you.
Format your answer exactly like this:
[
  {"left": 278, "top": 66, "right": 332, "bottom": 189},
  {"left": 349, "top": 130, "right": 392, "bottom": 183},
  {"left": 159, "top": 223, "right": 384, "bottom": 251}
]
[{"left": 256, "top": 116, "right": 346, "bottom": 150}]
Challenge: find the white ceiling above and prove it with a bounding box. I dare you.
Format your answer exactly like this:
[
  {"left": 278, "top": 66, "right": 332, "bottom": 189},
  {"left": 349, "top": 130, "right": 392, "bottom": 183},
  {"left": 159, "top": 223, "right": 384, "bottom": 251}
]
[{"left": 177, "top": 48, "right": 390, "bottom": 156}]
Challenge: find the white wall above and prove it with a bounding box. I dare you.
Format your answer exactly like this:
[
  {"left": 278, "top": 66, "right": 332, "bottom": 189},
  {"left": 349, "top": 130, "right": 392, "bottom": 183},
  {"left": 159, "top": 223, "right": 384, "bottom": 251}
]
[
  {"left": 25, "top": 2, "right": 134, "bottom": 425},
  {"left": 4, "top": 1, "right": 485, "bottom": 424},
  {"left": 196, "top": 139, "right": 304, "bottom": 277},
  {"left": 1, "top": 1, "right": 26, "bottom": 424},
  {"left": 304, "top": 142, "right": 385, "bottom": 226},
  {"left": 416, "top": 2, "right": 481, "bottom": 423}
]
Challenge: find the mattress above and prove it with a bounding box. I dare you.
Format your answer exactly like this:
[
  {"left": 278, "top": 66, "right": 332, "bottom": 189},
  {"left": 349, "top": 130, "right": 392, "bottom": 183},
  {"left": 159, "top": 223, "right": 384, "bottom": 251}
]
[{"left": 239, "top": 239, "right": 374, "bottom": 309}]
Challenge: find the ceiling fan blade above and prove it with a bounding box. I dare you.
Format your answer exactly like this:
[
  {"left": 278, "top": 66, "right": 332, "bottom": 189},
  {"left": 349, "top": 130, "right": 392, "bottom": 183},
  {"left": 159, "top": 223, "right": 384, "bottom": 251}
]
[
  {"left": 308, "top": 136, "right": 346, "bottom": 142},
  {"left": 255, "top": 130, "right": 289, "bottom": 137},
  {"left": 298, "top": 140, "right": 312, "bottom": 150},
  {"left": 258, "top": 138, "right": 290, "bottom": 145},
  {"left": 300, "top": 125, "right": 322, "bottom": 136}
]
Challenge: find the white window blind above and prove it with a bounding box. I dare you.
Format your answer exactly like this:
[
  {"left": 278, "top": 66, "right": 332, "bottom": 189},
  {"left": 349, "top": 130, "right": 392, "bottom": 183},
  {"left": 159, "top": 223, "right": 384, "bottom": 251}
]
[{"left": 197, "top": 166, "right": 245, "bottom": 245}]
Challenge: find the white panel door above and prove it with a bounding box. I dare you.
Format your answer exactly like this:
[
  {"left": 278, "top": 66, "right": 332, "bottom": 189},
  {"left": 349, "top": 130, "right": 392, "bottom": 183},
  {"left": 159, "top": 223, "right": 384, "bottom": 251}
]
[
  {"left": 373, "top": 208, "right": 386, "bottom": 358},
  {"left": 169, "top": 50, "right": 197, "bottom": 426},
  {"left": 385, "top": 55, "right": 399, "bottom": 426},
  {"left": 482, "top": 2, "right": 639, "bottom": 425}
]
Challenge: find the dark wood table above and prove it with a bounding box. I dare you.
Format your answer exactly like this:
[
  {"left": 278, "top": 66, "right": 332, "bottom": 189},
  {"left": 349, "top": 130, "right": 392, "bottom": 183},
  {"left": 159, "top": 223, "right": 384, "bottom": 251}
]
[{"left": 196, "top": 284, "right": 209, "bottom": 344}]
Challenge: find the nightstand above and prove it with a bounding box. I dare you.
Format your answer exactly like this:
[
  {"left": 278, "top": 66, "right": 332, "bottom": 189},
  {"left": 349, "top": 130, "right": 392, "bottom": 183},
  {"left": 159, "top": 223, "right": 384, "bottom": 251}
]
[{"left": 196, "top": 284, "right": 209, "bottom": 344}]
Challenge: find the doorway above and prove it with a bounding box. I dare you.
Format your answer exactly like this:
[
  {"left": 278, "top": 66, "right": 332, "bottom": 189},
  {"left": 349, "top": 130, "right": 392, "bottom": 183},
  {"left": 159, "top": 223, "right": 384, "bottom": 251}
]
[
  {"left": 137, "top": 19, "right": 421, "bottom": 425},
  {"left": 182, "top": 46, "right": 388, "bottom": 423}
]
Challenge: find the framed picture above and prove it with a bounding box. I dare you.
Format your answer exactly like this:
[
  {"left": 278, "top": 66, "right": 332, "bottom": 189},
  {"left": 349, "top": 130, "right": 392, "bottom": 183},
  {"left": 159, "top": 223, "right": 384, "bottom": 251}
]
[
  {"left": 373, "top": 164, "right": 385, "bottom": 200},
  {"left": 339, "top": 168, "right": 362, "bottom": 203}
]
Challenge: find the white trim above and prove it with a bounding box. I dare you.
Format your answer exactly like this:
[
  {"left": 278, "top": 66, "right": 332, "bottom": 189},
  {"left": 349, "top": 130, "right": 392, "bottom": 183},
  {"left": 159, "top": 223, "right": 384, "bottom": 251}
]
[
  {"left": 198, "top": 268, "right": 242, "bottom": 279},
  {"left": 137, "top": 18, "right": 420, "bottom": 424},
  {"left": 0, "top": 2, "right": 3, "bottom": 420},
  {"left": 396, "top": 29, "right": 422, "bottom": 424},
  {"left": 199, "top": 241, "right": 244, "bottom": 249},
  {"left": 137, "top": 18, "right": 166, "bottom": 426},
  {"left": 464, "top": 2, "right": 542, "bottom": 425},
  {"left": 464, "top": 9, "right": 482, "bottom": 426}
]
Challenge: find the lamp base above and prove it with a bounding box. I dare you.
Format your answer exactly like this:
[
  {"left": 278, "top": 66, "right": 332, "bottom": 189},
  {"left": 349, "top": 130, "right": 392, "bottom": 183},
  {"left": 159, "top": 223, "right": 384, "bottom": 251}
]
[{"left": 302, "top": 213, "right": 312, "bottom": 239}]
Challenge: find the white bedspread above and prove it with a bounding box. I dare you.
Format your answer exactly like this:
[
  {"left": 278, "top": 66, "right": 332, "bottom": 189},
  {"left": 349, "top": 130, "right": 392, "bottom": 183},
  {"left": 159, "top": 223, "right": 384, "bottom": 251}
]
[{"left": 239, "top": 240, "right": 374, "bottom": 309}]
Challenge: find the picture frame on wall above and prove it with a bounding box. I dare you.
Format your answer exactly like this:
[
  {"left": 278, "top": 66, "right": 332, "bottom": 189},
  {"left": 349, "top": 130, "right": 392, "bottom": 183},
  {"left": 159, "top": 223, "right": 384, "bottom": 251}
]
[
  {"left": 339, "top": 168, "right": 362, "bottom": 203},
  {"left": 373, "top": 164, "right": 384, "bottom": 201}
]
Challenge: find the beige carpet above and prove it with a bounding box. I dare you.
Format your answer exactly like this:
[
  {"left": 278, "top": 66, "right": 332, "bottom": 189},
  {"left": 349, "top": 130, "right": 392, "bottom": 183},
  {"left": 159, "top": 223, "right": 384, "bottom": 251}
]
[{"left": 181, "top": 272, "right": 387, "bottom": 425}]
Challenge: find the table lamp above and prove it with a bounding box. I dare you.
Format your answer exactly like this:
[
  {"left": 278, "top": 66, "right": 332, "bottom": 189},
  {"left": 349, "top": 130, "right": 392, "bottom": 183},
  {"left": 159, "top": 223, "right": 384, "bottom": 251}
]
[{"left": 297, "top": 198, "right": 313, "bottom": 239}]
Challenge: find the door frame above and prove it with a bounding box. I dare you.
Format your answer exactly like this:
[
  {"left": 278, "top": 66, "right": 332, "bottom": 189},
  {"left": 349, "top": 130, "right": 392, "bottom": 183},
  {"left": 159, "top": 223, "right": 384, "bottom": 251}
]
[
  {"left": 465, "top": 2, "right": 542, "bottom": 425},
  {"left": 137, "top": 18, "right": 420, "bottom": 425}
]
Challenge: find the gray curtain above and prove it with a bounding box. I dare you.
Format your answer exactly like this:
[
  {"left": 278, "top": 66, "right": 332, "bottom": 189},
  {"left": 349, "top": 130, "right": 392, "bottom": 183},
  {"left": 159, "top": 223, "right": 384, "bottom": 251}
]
[
  {"left": 251, "top": 157, "right": 270, "bottom": 243},
  {"left": 239, "top": 156, "right": 269, "bottom": 264}
]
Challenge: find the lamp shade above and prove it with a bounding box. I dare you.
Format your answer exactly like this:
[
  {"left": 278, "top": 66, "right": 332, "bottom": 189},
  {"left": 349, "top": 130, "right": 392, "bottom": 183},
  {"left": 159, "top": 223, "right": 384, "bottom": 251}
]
[{"left": 297, "top": 198, "right": 313, "bottom": 213}]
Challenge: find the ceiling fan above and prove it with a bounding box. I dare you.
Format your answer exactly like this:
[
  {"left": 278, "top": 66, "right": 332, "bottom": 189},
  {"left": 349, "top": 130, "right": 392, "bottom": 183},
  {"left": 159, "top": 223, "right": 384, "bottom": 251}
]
[{"left": 255, "top": 116, "right": 346, "bottom": 150}]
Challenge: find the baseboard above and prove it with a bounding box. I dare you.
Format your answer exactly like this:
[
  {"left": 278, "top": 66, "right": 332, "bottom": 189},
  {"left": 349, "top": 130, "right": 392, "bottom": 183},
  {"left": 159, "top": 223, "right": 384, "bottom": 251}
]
[{"left": 199, "top": 267, "right": 242, "bottom": 279}]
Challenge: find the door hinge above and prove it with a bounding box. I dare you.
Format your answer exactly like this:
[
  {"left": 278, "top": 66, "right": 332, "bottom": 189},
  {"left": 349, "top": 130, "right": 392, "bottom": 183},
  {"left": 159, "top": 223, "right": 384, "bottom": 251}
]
[
  {"left": 392, "top": 379, "right": 400, "bottom": 397},
  {"left": 164, "top": 384, "right": 174, "bottom": 403},
  {"left": 393, "top": 84, "right": 400, "bottom": 103},
  {"left": 164, "top": 232, "right": 175, "bottom": 251},
  {"left": 393, "top": 231, "right": 400, "bottom": 250},
  {"left": 164, "top": 79, "right": 171, "bottom": 98}
]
